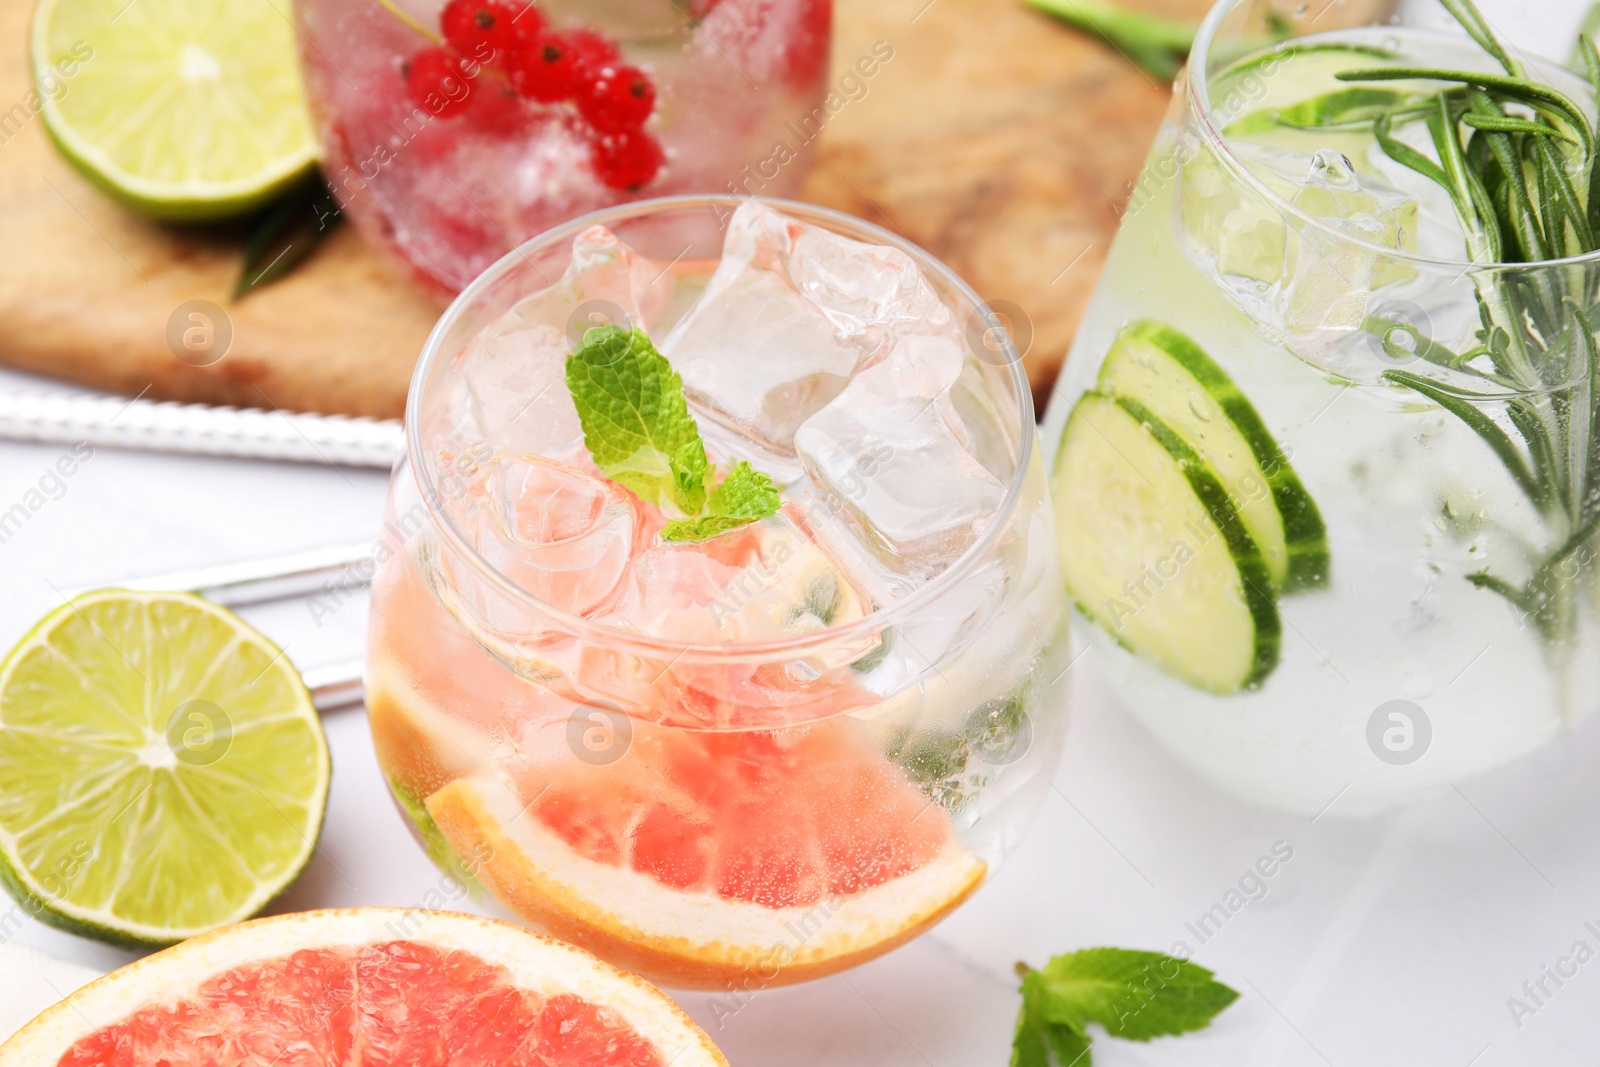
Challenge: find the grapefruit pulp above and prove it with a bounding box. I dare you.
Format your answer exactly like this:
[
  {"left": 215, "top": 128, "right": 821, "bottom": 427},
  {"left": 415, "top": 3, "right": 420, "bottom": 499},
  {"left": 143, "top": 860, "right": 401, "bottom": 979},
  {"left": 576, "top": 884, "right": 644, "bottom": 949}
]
[
  {"left": 0, "top": 909, "right": 726, "bottom": 1067},
  {"left": 365, "top": 507, "right": 985, "bottom": 991},
  {"left": 424, "top": 715, "right": 985, "bottom": 989}
]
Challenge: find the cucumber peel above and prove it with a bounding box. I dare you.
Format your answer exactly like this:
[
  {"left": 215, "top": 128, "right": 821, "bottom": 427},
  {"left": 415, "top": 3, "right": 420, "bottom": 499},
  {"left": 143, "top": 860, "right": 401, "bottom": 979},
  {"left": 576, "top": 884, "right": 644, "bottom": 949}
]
[
  {"left": 1097, "top": 321, "right": 1329, "bottom": 592},
  {"left": 1052, "top": 392, "right": 1281, "bottom": 693}
]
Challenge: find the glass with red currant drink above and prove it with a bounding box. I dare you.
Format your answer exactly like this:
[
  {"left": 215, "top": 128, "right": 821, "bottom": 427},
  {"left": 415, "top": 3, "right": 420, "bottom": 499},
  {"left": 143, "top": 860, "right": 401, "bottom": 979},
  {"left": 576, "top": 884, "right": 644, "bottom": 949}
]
[
  {"left": 365, "top": 196, "right": 1069, "bottom": 988},
  {"left": 294, "top": 0, "right": 831, "bottom": 295}
]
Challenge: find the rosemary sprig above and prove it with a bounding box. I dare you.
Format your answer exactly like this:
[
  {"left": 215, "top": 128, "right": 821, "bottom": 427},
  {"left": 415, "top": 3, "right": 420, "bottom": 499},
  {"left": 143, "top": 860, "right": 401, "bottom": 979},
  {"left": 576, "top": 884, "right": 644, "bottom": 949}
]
[
  {"left": 1324, "top": 0, "right": 1600, "bottom": 652},
  {"left": 1022, "top": 0, "right": 1197, "bottom": 80}
]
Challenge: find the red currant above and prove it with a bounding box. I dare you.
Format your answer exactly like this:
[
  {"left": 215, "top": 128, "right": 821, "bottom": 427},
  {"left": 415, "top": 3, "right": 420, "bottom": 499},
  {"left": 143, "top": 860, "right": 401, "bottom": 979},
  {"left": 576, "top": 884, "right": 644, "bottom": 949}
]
[
  {"left": 780, "top": 0, "right": 831, "bottom": 87},
  {"left": 576, "top": 63, "right": 655, "bottom": 133},
  {"left": 404, "top": 46, "right": 474, "bottom": 118},
  {"left": 507, "top": 31, "right": 582, "bottom": 102},
  {"left": 440, "top": 0, "right": 533, "bottom": 65},
  {"left": 465, "top": 75, "right": 528, "bottom": 134},
  {"left": 562, "top": 28, "right": 620, "bottom": 71},
  {"left": 590, "top": 128, "right": 664, "bottom": 190}
]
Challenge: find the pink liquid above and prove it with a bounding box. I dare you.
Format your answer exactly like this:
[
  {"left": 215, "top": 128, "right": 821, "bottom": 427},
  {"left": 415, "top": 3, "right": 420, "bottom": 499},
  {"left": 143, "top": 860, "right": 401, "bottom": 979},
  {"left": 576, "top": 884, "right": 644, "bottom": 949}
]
[{"left": 295, "top": 0, "right": 831, "bottom": 295}]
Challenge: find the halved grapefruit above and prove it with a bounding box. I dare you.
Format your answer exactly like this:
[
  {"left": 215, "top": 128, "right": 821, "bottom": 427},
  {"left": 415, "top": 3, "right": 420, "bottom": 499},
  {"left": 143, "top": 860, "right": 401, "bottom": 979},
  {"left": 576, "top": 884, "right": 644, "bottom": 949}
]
[
  {"left": 426, "top": 719, "right": 986, "bottom": 990},
  {"left": 0, "top": 909, "right": 727, "bottom": 1067}
]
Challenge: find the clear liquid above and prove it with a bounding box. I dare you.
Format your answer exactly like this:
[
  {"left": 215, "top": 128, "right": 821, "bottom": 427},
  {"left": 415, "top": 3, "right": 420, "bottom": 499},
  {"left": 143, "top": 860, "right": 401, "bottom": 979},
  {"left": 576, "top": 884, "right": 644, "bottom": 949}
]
[{"left": 1043, "top": 27, "right": 1600, "bottom": 816}]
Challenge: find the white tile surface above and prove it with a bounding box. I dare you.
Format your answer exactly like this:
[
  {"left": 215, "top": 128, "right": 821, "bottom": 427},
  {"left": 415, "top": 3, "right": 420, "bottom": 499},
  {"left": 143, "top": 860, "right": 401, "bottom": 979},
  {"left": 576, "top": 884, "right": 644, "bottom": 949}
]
[
  {"left": 3, "top": 359, "right": 1599, "bottom": 1065},
  {"left": 3, "top": 3, "right": 1598, "bottom": 1054}
]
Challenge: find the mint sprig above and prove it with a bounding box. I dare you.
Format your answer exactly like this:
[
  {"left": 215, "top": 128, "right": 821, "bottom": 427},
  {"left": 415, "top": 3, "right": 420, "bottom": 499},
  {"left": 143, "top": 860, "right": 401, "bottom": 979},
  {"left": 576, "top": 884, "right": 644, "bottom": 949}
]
[
  {"left": 565, "top": 326, "right": 781, "bottom": 542},
  {"left": 661, "top": 460, "right": 781, "bottom": 542},
  {"left": 1011, "top": 949, "right": 1238, "bottom": 1066}
]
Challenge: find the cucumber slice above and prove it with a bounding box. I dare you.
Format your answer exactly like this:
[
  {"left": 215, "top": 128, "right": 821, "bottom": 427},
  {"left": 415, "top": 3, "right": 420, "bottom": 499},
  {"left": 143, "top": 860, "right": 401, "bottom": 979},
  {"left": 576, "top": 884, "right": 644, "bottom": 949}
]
[
  {"left": 1097, "top": 321, "right": 1329, "bottom": 592},
  {"left": 1210, "top": 42, "right": 1398, "bottom": 96},
  {"left": 1052, "top": 392, "right": 1280, "bottom": 693}
]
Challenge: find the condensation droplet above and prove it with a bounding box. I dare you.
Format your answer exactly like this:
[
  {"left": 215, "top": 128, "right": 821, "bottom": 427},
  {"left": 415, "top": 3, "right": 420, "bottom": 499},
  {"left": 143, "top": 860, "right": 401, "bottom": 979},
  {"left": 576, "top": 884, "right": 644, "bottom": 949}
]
[{"left": 1305, "top": 148, "right": 1360, "bottom": 189}]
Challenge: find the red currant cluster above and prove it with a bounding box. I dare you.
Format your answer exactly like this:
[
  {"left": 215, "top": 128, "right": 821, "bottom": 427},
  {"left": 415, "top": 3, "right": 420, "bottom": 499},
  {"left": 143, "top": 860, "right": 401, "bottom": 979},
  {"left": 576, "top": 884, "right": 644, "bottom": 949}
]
[{"left": 403, "top": 0, "right": 664, "bottom": 190}]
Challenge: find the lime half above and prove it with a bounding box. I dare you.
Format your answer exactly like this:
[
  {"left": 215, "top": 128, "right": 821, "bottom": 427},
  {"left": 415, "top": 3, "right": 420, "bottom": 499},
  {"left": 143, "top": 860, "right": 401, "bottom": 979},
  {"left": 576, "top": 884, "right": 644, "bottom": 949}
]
[
  {"left": 0, "top": 590, "right": 329, "bottom": 947},
  {"left": 31, "top": 0, "right": 319, "bottom": 221}
]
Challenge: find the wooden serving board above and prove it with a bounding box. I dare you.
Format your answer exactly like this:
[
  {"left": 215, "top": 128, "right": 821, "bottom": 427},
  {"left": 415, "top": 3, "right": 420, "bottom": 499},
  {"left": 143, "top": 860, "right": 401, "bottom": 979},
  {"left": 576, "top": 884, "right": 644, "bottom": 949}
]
[{"left": 0, "top": 0, "right": 1381, "bottom": 418}]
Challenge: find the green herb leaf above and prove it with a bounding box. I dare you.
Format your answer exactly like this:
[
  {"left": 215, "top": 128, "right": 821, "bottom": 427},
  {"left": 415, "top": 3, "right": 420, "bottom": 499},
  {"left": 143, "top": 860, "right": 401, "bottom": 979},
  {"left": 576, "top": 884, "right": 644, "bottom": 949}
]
[
  {"left": 1022, "top": 0, "right": 1196, "bottom": 81},
  {"left": 1263, "top": 0, "right": 1600, "bottom": 655},
  {"left": 233, "top": 175, "right": 343, "bottom": 299},
  {"left": 567, "top": 326, "right": 782, "bottom": 541},
  {"left": 1039, "top": 948, "right": 1240, "bottom": 1040},
  {"left": 660, "top": 460, "right": 781, "bottom": 542},
  {"left": 706, "top": 459, "right": 781, "bottom": 520},
  {"left": 1440, "top": 0, "right": 1520, "bottom": 76},
  {"left": 1013, "top": 970, "right": 1093, "bottom": 1067},
  {"left": 1228, "top": 87, "right": 1419, "bottom": 136},
  {"left": 1011, "top": 972, "right": 1053, "bottom": 1067},
  {"left": 1337, "top": 67, "right": 1593, "bottom": 151},
  {"left": 1384, "top": 369, "right": 1551, "bottom": 511},
  {"left": 1572, "top": 3, "right": 1600, "bottom": 69},
  {"left": 1460, "top": 113, "right": 1576, "bottom": 140},
  {"left": 1011, "top": 950, "right": 1237, "bottom": 1066},
  {"left": 566, "top": 326, "right": 711, "bottom": 514}
]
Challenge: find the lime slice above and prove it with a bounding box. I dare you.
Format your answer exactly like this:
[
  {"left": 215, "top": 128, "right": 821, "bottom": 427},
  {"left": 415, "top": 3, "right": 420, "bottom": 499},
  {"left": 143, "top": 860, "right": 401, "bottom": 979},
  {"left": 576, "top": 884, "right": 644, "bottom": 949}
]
[
  {"left": 31, "top": 0, "right": 319, "bottom": 221},
  {"left": 0, "top": 590, "right": 329, "bottom": 946}
]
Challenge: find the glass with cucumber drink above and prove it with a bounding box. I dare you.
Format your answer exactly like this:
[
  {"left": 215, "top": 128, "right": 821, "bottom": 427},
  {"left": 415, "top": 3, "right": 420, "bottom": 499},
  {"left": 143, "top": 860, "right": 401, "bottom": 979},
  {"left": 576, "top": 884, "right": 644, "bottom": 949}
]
[
  {"left": 1043, "top": 0, "right": 1600, "bottom": 815},
  {"left": 366, "top": 196, "right": 1067, "bottom": 988}
]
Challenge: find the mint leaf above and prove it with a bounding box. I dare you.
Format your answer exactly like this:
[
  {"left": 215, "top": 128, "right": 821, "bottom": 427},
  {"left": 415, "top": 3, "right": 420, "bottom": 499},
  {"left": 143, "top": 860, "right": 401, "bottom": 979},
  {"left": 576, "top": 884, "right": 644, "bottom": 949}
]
[
  {"left": 566, "top": 326, "right": 709, "bottom": 514},
  {"left": 661, "top": 461, "right": 780, "bottom": 543},
  {"left": 708, "top": 460, "right": 780, "bottom": 519},
  {"left": 1011, "top": 950, "right": 1237, "bottom": 1065},
  {"left": 1011, "top": 973, "right": 1053, "bottom": 1067},
  {"left": 566, "top": 326, "right": 782, "bottom": 542},
  {"left": 1045, "top": 1024, "right": 1093, "bottom": 1067},
  {"left": 1013, "top": 971, "right": 1092, "bottom": 1067}
]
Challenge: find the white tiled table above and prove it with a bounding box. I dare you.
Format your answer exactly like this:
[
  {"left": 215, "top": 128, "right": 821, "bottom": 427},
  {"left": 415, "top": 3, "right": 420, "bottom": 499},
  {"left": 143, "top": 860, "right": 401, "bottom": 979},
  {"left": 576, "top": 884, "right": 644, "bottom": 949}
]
[
  {"left": 0, "top": 5, "right": 1590, "bottom": 1059},
  {"left": 3, "top": 361, "right": 1598, "bottom": 1065}
]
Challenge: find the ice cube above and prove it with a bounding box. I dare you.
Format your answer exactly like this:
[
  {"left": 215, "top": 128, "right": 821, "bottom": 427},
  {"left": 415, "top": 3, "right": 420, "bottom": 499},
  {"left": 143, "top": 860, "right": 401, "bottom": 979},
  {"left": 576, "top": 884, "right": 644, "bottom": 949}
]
[
  {"left": 575, "top": 504, "right": 882, "bottom": 730},
  {"left": 1283, "top": 149, "right": 1418, "bottom": 334},
  {"left": 462, "top": 225, "right": 675, "bottom": 456},
  {"left": 523, "top": 223, "right": 677, "bottom": 340},
  {"left": 445, "top": 450, "right": 639, "bottom": 616},
  {"left": 1180, "top": 141, "right": 1419, "bottom": 342},
  {"left": 664, "top": 201, "right": 954, "bottom": 454},
  {"left": 794, "top": 333, "right": 1006, "bottom": 578},
  {"left": 462, "top": 319, "right": 583, "bottom": 458},
  {"left": 1179, "top": 139, "right": 1293, "bottom": 285},
  {"left": 607, "top": 503, "right": 869, "bottom": 645}
]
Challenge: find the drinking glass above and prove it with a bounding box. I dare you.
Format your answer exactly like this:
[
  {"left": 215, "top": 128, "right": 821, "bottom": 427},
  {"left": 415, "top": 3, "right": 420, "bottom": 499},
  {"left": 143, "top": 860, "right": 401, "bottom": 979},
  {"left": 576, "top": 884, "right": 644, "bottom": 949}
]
[
  {"left": 295, "top": 0, "right": 830, "bottom": 295},
  {"left": 366, "top": 195, "right": 1069, "bottom": 988},
  {"left": 1042, "top": 0, "right": 1600, "bottom": 816}
]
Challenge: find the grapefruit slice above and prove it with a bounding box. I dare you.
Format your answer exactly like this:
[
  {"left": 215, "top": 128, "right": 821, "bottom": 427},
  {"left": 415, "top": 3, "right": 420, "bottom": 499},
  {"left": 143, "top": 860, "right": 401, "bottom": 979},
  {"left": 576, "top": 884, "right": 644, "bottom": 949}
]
[
  {"left": 0, "top": 909, "right": 727, "bottom": 1067},
  {"left": 426, "top": 720, "right": 986, "bottom": 989}
]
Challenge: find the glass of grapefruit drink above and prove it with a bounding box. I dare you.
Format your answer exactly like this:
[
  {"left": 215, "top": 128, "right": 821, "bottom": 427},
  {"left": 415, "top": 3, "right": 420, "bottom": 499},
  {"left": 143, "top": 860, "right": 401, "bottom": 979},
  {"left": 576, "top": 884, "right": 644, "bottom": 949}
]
[
  {"left": 366, "top": 195, "right": 1069, "bottom": 989},
  {"left": 295, "top": 0, "right": 832, "bottom": 296}
]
